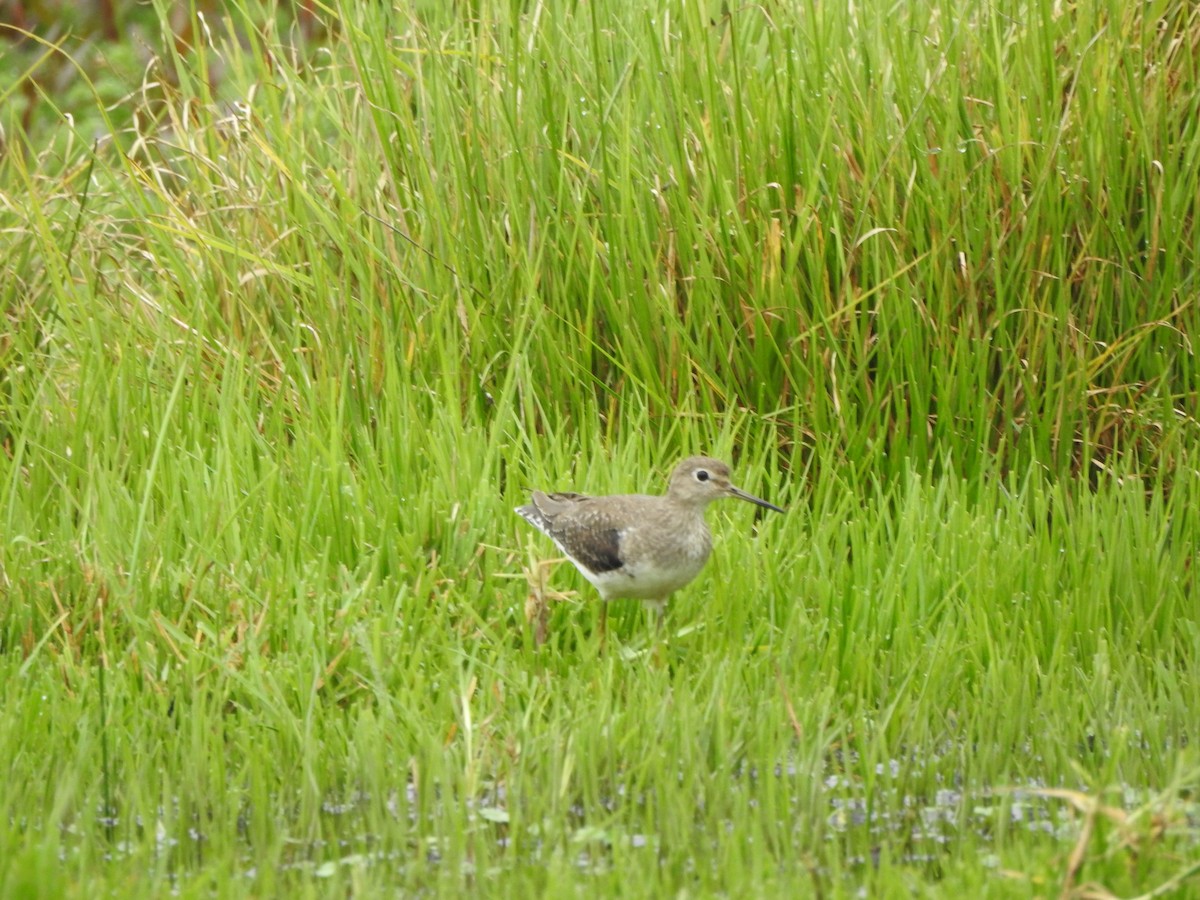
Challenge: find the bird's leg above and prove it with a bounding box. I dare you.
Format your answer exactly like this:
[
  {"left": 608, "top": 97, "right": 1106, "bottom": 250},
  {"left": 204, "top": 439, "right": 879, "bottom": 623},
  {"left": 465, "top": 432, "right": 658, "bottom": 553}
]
[
  {"left": 648, "top": 598, "right": 669, "bottom": 668},
  {"left": 598, "top": 601, "right": 608, "bottom": 650},
  {"left": 644, "top": 598, "right": 667, "bottom": 633}
]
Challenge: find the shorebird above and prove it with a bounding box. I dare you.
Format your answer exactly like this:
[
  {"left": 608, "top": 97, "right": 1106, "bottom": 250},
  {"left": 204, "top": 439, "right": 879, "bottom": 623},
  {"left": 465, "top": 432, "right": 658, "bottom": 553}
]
[{"left": 515, "top": 456, "right": 783, "bottom": 634}]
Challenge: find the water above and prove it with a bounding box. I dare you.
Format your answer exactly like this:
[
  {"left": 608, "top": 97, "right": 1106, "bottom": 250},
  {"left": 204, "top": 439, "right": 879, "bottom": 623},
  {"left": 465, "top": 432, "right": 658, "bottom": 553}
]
[{"left": 61, "top": 750, "right": 1199, "bottom": 889}]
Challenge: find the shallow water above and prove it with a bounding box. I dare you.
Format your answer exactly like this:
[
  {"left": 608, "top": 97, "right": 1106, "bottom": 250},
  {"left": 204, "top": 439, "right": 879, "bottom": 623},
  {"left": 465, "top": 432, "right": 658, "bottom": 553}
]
[{"left": 61, "top": 752, "right": 1199, "bottom": 891}]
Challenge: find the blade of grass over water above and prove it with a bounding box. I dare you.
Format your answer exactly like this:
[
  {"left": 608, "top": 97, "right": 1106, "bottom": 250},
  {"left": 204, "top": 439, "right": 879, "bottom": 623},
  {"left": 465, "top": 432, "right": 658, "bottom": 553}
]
[{"left": 1, "top": 0, "right": 1198, "bottom": 896}]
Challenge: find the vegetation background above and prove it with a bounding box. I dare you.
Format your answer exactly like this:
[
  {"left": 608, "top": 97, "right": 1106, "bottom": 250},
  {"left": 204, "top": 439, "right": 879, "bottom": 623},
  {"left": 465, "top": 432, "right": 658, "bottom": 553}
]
[{"left": 1, "top": 0, "right": 1197, "bottom": 896}]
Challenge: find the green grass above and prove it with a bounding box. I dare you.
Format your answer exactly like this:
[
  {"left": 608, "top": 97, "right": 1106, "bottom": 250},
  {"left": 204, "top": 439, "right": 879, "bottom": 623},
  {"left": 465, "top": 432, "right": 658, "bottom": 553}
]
[{"left": 1, "top": 0, "right": 1198, "bottom": 896}]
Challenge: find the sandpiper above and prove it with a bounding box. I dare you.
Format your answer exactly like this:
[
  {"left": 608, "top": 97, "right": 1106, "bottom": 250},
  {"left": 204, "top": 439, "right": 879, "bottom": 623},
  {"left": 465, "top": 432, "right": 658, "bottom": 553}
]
[{"left": 515, "top": 456, "right": 784, "bottom": 631}]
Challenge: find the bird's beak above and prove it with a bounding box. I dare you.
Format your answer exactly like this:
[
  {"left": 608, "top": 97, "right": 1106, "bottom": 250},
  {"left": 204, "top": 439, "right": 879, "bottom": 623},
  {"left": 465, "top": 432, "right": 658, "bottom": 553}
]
[{"left": 729, "top": 485, "right": 785, "bottom": 513}]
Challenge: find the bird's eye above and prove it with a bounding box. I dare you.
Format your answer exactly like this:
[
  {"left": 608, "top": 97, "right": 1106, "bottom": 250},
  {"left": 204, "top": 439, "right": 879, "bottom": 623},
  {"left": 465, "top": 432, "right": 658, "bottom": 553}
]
[{"left": 696, "top": 470, "right": 710, "bottom": 482}]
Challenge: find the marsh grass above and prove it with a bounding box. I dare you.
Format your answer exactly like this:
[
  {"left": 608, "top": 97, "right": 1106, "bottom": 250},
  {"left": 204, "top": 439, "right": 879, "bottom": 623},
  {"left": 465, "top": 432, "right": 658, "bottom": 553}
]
[{"left": 2, "top": 0, "right": 1199, "bottom": 895}]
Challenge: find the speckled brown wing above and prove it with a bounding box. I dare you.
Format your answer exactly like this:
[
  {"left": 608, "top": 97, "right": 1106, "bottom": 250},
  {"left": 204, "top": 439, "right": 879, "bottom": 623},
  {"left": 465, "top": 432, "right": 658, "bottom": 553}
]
[{"left": 518, "top": 491, "right": 625, "bottom": 574}]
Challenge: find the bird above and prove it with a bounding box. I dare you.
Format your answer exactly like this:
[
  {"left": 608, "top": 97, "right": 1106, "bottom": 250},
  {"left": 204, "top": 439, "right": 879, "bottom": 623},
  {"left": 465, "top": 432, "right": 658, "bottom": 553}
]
[{"left": 515, "top": 456, "right": 784, "bottom": 635}]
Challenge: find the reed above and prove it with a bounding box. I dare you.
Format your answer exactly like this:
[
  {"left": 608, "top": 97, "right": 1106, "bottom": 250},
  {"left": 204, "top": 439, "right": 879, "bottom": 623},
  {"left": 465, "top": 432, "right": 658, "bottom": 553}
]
[{"left": 1, "top": 0, "right": 1197, "bottom": 895}]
